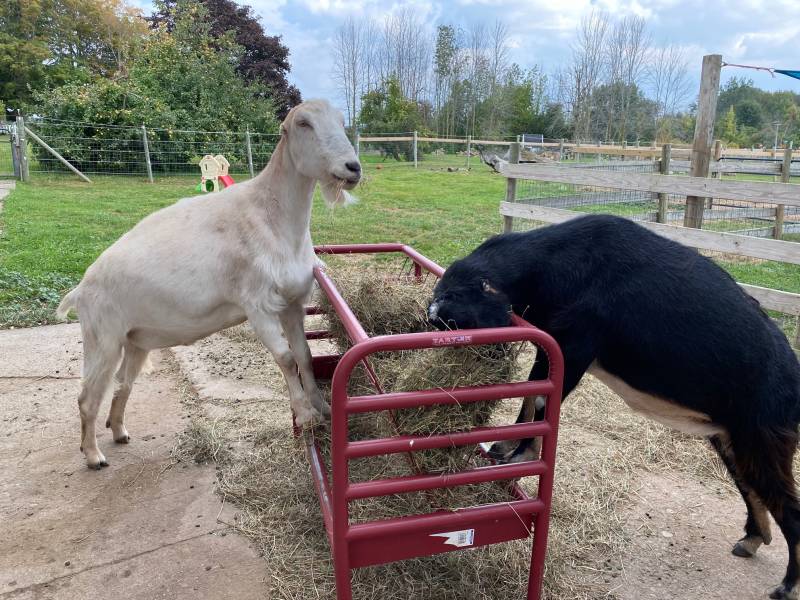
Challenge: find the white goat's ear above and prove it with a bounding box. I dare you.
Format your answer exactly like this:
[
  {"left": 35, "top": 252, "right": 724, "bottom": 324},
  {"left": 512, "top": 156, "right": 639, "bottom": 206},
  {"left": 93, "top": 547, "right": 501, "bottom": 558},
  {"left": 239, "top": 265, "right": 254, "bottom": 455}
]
[
  {"left": 482, "top": 279, "right": 500, "bottom": 294},
  {"left": 320, "top": 183, "right": 358, "bottom": 208}
]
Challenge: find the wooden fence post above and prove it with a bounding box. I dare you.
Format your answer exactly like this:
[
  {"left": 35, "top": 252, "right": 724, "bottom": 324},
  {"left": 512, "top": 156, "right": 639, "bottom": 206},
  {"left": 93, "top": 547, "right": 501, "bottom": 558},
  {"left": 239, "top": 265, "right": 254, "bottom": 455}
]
[
  {"left": 684, "top": 54, "right": 722, "bottom": 228},
  {"left": 141, "top": 125, "right": 154, "bottom": 183},
  {"left": 776, "top": 147, "right": 792, "bottom": 239},
  {"left": 412, "top": 130, "right": 418, "bottom": 168},
  {"left": 354, "top": 128, "right": 360, "bottom": 158},
  {"left": 466, "top": 135, "right": 471, "bottom": 169},
  {"left": 657, "top": 144, "right": 671, "bottom": 223},
  {"left": 16, "top": 117, "right": 30, "bottom": 182},
  {"left": 558, "top": 138, "right": 564, "bottom": 162},
  {"left": 25, "top": 125, "right": 91, "bottom": 183},
  {"left": 245, "top": 129, "right": 255, "bottom": 179},
  {"left": 503, "top": 142, "right": 521, "bottom": 233}
]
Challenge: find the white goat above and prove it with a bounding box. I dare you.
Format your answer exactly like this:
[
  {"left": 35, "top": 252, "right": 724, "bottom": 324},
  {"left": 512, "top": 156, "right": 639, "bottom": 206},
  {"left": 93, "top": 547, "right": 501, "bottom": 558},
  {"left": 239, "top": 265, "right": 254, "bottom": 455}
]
[{"left": 57, "top": 99, "right": 361, "bottom": 469}]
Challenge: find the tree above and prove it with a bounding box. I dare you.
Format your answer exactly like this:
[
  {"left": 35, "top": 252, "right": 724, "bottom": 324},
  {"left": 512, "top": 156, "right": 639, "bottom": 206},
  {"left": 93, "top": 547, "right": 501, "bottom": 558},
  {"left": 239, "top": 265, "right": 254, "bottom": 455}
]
[
  {"left": 558, "top": 10, "right": 609, "bottom": 140},
  {"left": 149, "top": 0, "right": 300, "bottom": 117},
  {"left": 333, "top": 17, "right": 370, "bottom": 130},
  {"left": 606, "top": 16, "right": 650, "bottom": 141},
  {"left": 719, "top": 106, "right": 738, "bottom": 144},
  {"left": 33, "top": 1, "right": 279, "bottom": 171},
  {"left": 433, "top": 24, "right": 462, "bottom": 137},
  {"left": 735, "top": 100, "right": 764, "bottom": 129},
  {"left": 0, "top": 0, "right": 145, "bottom": 110},
  {"left": 647, "top": 43, "right": 691, "bottom": 141},
  {"left": 377, "top": 8, "right": 430, "bottom": 103}
]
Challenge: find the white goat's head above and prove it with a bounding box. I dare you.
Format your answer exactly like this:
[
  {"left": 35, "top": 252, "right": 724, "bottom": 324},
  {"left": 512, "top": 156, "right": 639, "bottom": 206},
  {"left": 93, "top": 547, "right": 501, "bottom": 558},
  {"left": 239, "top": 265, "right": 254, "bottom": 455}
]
[{"left": 281, "top": 99, "right": 360, "bottom": 207}]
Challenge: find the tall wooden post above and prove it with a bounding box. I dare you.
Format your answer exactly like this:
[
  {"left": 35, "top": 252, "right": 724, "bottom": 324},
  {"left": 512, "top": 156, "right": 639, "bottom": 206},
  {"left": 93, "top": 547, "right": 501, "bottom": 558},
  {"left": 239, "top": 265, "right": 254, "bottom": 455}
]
[
  {"left": 16, "top": 116, "right": 30, "bottom": 182},
  {"left": 684, "top": 54, "right": 722, "bottom": 228},
  {"left": 245, "top": 129, "right": 255, "bottom": 178},
  {"left": 503, "top": 142, "right": 521, "bottom": 233},
  {"left": 775, "top": 147, "right": 792, "bottom": 239},
  {"left": 354, "top": 128, "right": 360, "bottom": 158},
  {"left": 466, "top": 135, "right": 471, "bottom": 169},
  {"left": 141, "top": 125, "right": 154, "bottom": 183},
  {"left": 657, "top": 144, "right": 672, "bottom": 223},
  {"left": 412, "top": 130, "right": 418, "bottom": 168},
  {"left": 558, "top": 138, "right": 564, "bottom": 162}
]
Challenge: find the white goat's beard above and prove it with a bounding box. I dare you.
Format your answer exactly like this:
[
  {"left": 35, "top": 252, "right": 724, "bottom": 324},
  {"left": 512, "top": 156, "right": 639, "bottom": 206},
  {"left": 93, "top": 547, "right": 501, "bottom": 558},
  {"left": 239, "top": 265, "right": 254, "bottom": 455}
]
[{"left": 320, "top": 182, "right": 358, "bottom": 208}]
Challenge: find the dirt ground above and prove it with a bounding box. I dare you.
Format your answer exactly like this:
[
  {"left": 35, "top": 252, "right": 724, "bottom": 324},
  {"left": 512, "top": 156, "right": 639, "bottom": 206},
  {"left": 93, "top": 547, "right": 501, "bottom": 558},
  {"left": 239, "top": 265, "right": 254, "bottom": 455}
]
[
  {"left": 1, "top": 322, "right": 792, "bottom": 599},
  {"left": 0, "top": 324, "right": 269, "bottom": 599}
]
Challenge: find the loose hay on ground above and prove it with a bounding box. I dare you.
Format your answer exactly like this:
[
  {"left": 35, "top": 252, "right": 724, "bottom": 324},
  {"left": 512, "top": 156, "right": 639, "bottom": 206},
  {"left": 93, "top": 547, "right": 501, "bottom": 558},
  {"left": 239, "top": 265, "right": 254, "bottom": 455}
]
[{"left": 171, "top": 277, "right": 759, "bottom": 598}]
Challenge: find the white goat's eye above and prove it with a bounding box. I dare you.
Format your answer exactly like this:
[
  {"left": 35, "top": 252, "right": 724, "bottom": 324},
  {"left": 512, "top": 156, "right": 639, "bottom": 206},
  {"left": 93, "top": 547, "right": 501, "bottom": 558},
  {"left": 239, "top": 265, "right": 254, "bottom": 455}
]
[{"left": 298, "top": 120, "right": 311, "bottom": 129}]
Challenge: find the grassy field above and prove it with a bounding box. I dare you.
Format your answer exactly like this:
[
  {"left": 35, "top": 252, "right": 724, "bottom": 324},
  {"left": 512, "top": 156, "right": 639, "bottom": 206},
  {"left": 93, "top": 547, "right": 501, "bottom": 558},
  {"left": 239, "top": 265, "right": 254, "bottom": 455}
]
[{"left": 1, "top": 164, "right": 798, "bottom": 328}]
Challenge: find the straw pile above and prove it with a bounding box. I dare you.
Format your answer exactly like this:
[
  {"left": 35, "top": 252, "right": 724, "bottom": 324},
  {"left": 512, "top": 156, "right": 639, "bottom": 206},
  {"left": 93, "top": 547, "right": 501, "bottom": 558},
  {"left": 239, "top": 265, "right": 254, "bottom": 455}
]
[{"left": 317, "top": 263, "right": 522, "bottom": 476}]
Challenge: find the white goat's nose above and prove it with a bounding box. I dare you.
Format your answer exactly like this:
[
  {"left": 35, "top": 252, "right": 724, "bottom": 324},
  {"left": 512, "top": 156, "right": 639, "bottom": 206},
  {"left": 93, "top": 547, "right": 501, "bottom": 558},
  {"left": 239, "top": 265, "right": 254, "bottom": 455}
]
[{"left": 428, "top": 302, "right": 440, "bottom": 321}]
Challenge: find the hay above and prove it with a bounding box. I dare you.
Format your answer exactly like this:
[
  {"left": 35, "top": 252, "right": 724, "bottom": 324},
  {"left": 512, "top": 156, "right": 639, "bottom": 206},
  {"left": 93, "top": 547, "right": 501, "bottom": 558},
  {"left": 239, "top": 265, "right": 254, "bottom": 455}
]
[{"left": 317, "top": 264, "right": 523, "bottom": 476}]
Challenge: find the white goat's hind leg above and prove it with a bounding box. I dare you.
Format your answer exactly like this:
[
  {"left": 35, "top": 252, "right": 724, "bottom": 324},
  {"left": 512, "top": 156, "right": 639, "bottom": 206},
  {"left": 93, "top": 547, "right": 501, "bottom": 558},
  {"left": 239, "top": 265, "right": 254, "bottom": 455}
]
[
  {"left": 280, "top": 303, "right": 330, "bottom": 417},
  {"left": 106, "top": 345, "right": 150, "bottom": 443},
  {"left": 78, "top": 336, "right": 122, "bottom": 469},
  {"left": 247, "top": 309, "right": 319, "bottom": 426}
]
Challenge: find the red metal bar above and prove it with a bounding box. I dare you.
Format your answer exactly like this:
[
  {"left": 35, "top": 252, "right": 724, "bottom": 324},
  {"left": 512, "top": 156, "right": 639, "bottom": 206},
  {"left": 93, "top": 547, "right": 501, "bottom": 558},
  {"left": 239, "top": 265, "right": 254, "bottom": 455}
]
[
  {"left": 305, "top": 438, "right": 334, "bottom": 544},
  {"left": 347, "top": 498, "right": 543, "bottom": 542},
  {"left": 345, "top": 421, "right": 550, "bottom": 459},
  {"left": 400, "top": 244, "right": 445, "bottom": 277},
  {"left": 315, "top": 266, "right": 368, "bottom": 344},
  {"left": 305, "top": 329, "right": 330, "bottom": 340},
  {"left": 307, "top": 243, "right": 565, "bottom": 600},
  {"left": 347, "top": 380, "right": 554, "bottom": 413},
  {"left": 347, "top": 460, "right": 547, "bottom": 500}
]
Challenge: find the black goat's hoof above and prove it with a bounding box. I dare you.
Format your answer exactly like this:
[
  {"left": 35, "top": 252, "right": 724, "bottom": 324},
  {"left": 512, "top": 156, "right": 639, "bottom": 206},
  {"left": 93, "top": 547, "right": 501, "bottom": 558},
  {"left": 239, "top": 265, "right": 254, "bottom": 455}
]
[
  {"left": 731, "top": 541, "right": 754, "bottom": 558},
  {"left": 770, "top": 584, "right": 797, "bottom": 599}
]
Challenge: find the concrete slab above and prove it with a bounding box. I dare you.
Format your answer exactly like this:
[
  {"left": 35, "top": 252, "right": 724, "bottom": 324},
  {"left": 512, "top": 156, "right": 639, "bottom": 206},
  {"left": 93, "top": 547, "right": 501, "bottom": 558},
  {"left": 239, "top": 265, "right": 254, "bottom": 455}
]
[{"left": 0, "top": 324, "right": 268, "bottom": 600}]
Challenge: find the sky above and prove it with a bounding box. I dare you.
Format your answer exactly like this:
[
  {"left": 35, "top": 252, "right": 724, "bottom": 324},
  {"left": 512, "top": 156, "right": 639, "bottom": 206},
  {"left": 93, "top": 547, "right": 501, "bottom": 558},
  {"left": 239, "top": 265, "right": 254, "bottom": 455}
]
[{"left": 131, "top": 0, "right": 800, "bottom": 111}]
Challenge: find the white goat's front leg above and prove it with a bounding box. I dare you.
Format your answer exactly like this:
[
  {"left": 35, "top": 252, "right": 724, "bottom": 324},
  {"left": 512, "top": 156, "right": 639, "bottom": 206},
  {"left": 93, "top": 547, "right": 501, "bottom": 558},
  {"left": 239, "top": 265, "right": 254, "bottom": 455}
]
[
  {"left": 280, "top": 302, "right": 330, "bottom": 418},
  {"left": 246, "top": 308, "right": 320, "bottom": 426}
]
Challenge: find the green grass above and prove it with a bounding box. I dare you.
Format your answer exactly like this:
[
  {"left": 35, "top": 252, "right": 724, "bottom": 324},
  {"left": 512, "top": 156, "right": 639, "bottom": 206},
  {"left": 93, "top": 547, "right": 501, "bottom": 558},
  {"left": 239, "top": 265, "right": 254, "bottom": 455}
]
[
  {"left": 1, "top": 164, "right": 798, "bottom": 329},
  {"left": 0, "top": 167, "right": 506, "bottom": 327}
]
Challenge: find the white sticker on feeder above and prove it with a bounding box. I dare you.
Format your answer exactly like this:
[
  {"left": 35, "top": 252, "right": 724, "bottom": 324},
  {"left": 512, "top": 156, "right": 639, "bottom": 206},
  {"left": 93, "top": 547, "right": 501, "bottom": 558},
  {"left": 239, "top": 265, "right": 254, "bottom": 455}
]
[{"left": 430, "top": 529, "right": 475, "bottom": 548}]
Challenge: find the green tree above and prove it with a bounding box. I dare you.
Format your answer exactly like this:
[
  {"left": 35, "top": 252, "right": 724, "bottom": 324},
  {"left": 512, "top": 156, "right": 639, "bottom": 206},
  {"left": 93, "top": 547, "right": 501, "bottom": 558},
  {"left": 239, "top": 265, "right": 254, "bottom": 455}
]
[
  {"left": 32, "top": 0, "right": 278, "bottom": 172},
  {"left": 736, "top": 100, "right": 763, "bottom": 129},
  {"left": 719, "top": 106, "right": 738, "bottom": 145},
  {"left": 0, "top": 0, "right": 145, "bottom": 110}
]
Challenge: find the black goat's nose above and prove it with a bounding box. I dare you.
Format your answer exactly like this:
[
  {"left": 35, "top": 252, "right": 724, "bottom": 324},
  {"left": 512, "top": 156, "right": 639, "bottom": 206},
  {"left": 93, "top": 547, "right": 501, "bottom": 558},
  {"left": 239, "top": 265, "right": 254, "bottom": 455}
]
[{"left": 346, "top": 161, "right": 361, "bottom": 174}]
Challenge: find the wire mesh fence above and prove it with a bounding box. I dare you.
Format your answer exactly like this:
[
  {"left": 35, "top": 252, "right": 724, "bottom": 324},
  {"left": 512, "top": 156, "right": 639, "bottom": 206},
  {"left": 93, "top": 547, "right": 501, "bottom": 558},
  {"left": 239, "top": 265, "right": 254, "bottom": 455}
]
[
  {"left": 511, "top": 154, "right": 798, "bottom": 241},
  {"left": 358, "top": 132, "right": 516, "bottom": 171},
  {"left": 23, "top": 118, "right": 280, "bottom": 179}
]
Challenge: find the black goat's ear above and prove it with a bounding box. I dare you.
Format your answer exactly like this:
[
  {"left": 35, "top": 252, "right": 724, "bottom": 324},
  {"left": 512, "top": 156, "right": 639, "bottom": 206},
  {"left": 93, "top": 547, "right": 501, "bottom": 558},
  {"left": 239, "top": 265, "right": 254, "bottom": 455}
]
[{"left": 482, "top": 279, "right": 500, "bottom": 294}]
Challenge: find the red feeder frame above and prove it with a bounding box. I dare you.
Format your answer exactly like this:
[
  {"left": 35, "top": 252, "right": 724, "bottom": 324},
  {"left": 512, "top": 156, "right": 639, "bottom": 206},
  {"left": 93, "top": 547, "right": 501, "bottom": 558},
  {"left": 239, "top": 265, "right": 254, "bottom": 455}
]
[{"left": 302, "top": 243, "right": 564, "bottom": 600}]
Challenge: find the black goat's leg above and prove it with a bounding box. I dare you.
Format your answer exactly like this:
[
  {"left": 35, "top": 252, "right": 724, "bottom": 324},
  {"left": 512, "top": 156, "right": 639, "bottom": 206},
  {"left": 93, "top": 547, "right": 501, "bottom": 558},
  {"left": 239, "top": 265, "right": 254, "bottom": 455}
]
[
  {"left": 729, "top": 428, "right": 800, "bottom": 599},
  {"left": 709, "top": 433, "right": 772, "bottom": 557},
  {"left": 494, "top": 331, "right": 597, "bottom": 464}
]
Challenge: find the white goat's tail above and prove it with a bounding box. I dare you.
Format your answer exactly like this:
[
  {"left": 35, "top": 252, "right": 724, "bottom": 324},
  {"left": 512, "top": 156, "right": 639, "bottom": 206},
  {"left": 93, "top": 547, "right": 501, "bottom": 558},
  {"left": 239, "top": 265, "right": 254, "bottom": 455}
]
[{"left": 56, "top": 287, "right": 79, "bottom": 320}]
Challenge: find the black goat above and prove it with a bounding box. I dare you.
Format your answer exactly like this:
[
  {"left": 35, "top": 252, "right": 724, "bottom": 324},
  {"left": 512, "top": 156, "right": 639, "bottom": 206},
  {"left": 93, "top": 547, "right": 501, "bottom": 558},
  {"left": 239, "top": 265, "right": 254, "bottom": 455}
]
[{"left": 428, "top": 214, "right": 800, "bottom": 599}]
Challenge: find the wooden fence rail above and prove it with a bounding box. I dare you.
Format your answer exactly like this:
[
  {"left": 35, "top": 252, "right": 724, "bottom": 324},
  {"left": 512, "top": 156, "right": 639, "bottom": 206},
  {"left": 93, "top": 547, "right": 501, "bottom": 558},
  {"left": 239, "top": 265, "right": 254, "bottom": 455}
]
[{"left": 498, "top": 163, "right": 800, "bottom": 207}]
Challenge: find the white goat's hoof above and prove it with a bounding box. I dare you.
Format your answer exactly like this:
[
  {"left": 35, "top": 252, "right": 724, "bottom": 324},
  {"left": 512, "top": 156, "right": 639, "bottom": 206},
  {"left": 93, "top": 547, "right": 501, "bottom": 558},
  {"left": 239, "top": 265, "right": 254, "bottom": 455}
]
[
  {"left": 294, "top": 407, "right": 316, "bottom": 427},
  {"left": 309, "top": 391, "right": 331, "bottom": 418},
  {"left": 85, "top": 450, "right": 109, "bottom": 470},
  {"left": 106, "top": 419, "right": 130, "bottom": 443}
]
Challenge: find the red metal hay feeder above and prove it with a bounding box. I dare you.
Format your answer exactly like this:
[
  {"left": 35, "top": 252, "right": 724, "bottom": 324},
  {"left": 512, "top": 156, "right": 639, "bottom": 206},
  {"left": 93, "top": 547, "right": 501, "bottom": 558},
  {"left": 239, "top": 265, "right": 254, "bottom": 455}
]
[{"left": 302, "top": 243, "right": 564, "bottom": 600}]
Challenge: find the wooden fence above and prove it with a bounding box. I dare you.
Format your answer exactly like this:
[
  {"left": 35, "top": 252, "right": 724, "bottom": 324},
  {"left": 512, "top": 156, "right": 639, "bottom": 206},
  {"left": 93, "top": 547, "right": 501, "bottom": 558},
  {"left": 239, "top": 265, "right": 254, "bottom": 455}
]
[
  {"left": 498, "top": 159, "right": 800, "bottom": 345},
  {"left": 358, "top": 133, "right": 798, "bottom": 174}
]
